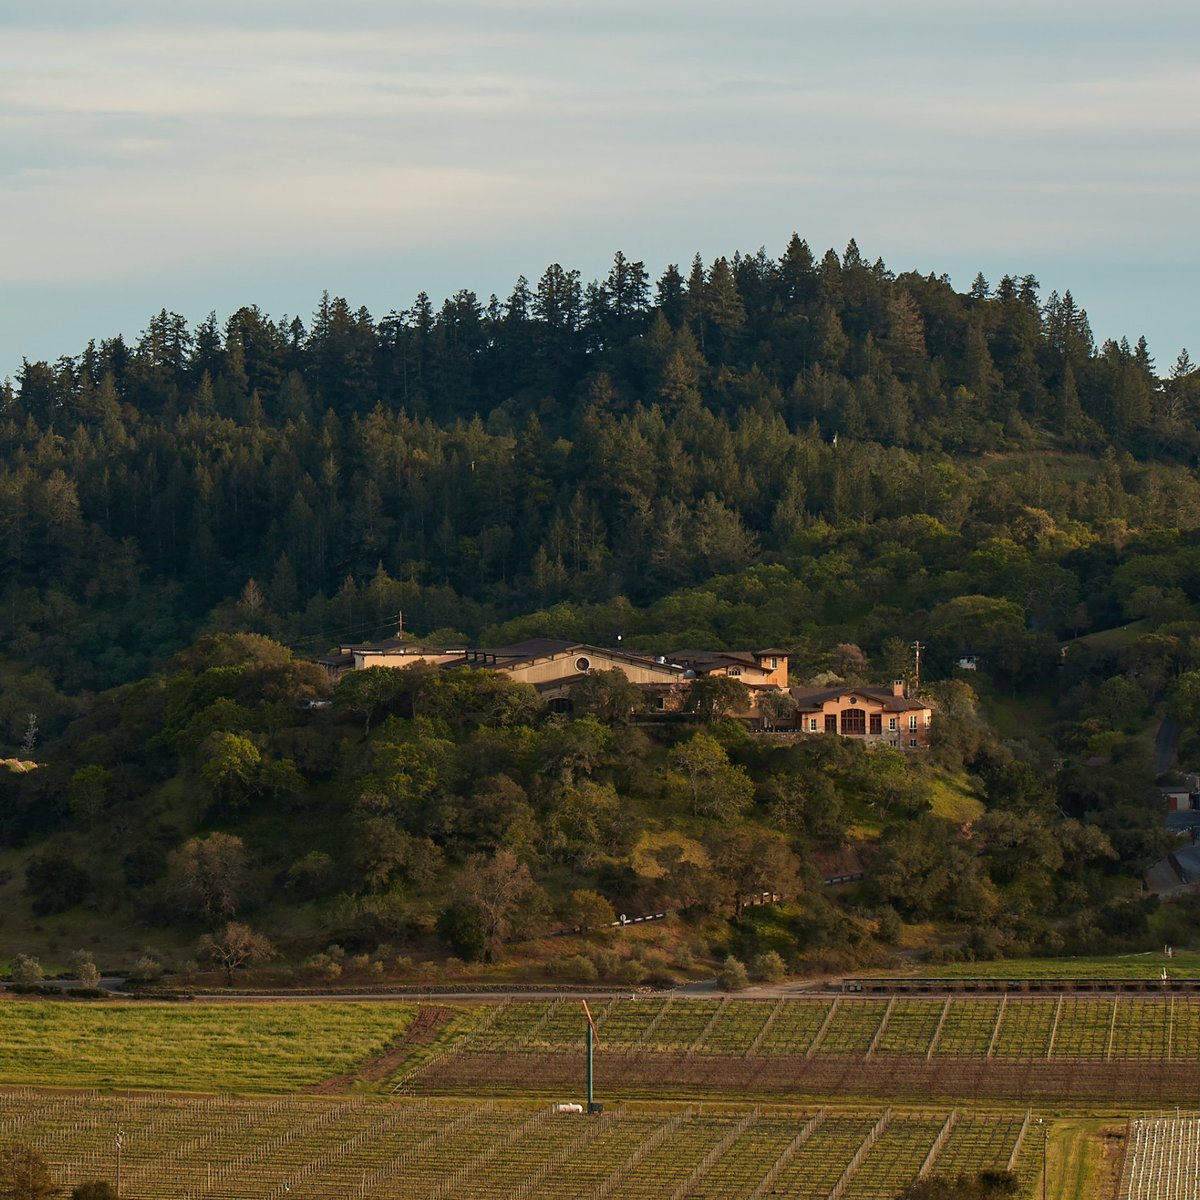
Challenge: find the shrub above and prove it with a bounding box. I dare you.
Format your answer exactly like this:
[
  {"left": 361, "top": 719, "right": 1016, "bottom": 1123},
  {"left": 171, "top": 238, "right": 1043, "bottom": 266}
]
[
  {"left": 71, "top": 950, "right": 101, "bottom": 988},
  {"left": 127, "top": 956, "right": 163, "bottom": 984},
  {"left": 285, "top": 851, "right": 334, "bottom": 898},
  {"left": 552, "top": 954, "right": 599, "bottom": 982},
  {"left": 588, "top": 948, "right": 619, "bottom": 976},
  {"left": 614, "top": 959, "right": 649, "bottom": 985},
  {"left": 303, "top": 953, "right": 343, "bottom": 981},
  {"left": 72, "top": 1183, "right": 118, "bottom": 1200},
  {"left": 0, "top": 1144, "right": 56, "bottom": 1200},
  {"left": 749, "top": 950, "right": 787, "bottom": 983},
  {"left": 877, "top": 907, "right": 903, "bottom": 944},
  {"left": 716, "top": 955, "right": 750, "bottom": 991},
  {"left": 11, "top": 953, "right": 44, "bottom": 985}
]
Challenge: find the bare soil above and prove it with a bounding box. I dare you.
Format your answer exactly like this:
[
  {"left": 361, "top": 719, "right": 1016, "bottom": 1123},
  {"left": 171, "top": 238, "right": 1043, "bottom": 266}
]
[
  {"left": 411, "top": 1049, "right": 1200, "bottom": 1108},
  {"left": 306, "top": 1004, "right": 457, "bottom": 1093}
]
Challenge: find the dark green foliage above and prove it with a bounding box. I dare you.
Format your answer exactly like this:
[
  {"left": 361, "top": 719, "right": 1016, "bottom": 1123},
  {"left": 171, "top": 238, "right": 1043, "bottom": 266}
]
[
  {"left": 0, "top": 1143, "right": 57, "bottom": 1200},
  {"left": 0, "top": 769, "right": 70, "bottom": 847},
  {"left": 71, "top": 1183, "right": 118, "bottom": 1200},
  {"left": 436, "top": 899, "right": 488, "bottom": 962},
  {"left": 898, "top": 1170, "right": 1018, "bottom": 1199},
  {"left": 23, "top": 850, "right": 91, "bottom": 915},
  {"left": 2, "top": 238, "right": 1198, "bottom": 972},
  {"left": 1, "top": 237, "right": 1195, "bottom": 707},
  {"left": 568, "top": 669, "right": 645, "bottom": 724}
]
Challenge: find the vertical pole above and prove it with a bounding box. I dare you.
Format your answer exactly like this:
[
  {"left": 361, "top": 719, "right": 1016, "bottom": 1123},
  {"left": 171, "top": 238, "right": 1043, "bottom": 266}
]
[
  {"left": 586, "top": 1021, "right": 594, "bottom": 1110},
  {"left": 1041, "top": 1121, "right": 1047, "bottom": 1200},
  {"left": 115, "top": 1129, "right": 123, "bottom": 1199}
]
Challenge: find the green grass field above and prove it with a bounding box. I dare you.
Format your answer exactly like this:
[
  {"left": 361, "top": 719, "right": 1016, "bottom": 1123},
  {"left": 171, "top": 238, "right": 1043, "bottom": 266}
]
[
  {"left": 917, "top": 952, "right": 1200, "bottom": 980},
  {"left": 0, "top": 1001, "right": 414, "bottom": 1091}
]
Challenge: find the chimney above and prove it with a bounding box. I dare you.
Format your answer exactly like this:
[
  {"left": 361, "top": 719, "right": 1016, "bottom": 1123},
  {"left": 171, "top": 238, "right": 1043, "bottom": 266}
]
[{"left": 891, "top": 679, "right": 905, "bottom": 697}]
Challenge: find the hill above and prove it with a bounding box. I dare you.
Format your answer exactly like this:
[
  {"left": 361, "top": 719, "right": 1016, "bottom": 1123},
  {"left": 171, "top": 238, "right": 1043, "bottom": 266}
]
[{"left": 2, "top": 234, "right": 1200, "bottom": 982}]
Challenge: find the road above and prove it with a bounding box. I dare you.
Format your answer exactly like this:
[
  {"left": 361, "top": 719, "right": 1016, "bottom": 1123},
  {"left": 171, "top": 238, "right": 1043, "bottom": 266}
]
[{"left": 1155, "top": 715, "right": 1182, "bottom": 774}]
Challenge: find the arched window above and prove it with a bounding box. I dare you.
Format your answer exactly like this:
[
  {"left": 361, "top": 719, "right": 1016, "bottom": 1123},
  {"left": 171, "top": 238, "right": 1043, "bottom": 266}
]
[{"left": 840, "top": 708, "right": 866, "bottom": 735}]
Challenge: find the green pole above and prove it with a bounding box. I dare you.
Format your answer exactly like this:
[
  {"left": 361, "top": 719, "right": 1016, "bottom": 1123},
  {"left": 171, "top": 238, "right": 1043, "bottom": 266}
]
[{"left": 586, "top": 1021, "right": 594, "bottom": 1109}]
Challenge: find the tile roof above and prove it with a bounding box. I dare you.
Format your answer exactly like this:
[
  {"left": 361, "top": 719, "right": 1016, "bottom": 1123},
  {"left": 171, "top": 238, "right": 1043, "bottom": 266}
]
[
  {"left": 789, "top": 685, "right": 929, "bottom": 713},
  {"left": 470, "top": 638, "right": 580, "bottom": 659}
]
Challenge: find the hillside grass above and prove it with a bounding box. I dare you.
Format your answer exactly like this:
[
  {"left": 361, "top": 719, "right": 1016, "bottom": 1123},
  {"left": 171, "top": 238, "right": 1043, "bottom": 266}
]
[
  {"left": 975, "top": 451, "right": 1108, "bottom": 485},
  {"left": 927, "top": 767, "right": 984, "bottom": 823},
  {"left": 1066, "top": 620, "right": 1151, "bottom": 654},
  {"left": 981, "top": 687, "right": 1057, "bottom": 744}
]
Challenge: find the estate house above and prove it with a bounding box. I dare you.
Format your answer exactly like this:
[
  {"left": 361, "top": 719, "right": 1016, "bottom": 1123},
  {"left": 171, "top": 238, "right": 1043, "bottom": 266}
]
[
  {"left": 666, "top": 648, "right": 790, "bottom": 690},
  {"left": 787, "top": 681, "right": 933, "bottom": 749},
  {"left": 320, "top": 637, "right": 788, "bottom": 713},
  {"left": 317, "top": 637, "right": 933, "bottom": 747}
]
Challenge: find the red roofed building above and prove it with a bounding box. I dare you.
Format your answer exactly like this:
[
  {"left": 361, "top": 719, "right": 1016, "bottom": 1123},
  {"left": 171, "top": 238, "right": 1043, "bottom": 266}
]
[{"left": 788, "top": 680, "right": 933, "bottom": 749}]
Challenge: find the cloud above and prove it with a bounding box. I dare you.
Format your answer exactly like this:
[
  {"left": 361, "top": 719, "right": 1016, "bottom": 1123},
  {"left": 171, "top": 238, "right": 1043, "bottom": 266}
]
[{"left": 0, "top": 2, "right": 1197, "bottom": 373}]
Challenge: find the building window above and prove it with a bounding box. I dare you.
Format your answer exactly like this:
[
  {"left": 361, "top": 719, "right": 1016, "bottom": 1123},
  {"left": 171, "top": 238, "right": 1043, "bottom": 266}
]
[
  {"left": 824, "top": 714, "right": 837, "bottom": 733},
  {"left": 575, "top": 656, "right": 591, "bottom": 672},
  {"left": 549, "top": 698, "right": 572, "bottom": 714},
  {"left": 841, "top": 708, "right": 866, "bottom": 736},
  {"left": 909, "top": 715, "right": 918, "bottom": 731},
  {"left": 809, "top": 717, "right": 818, "bottom": 732},
  {"left": 925, "top": 713, "right": 932, "bottom": 727},
  {"left": 909, "top": 738, "right": 918, "bottom": 748},
  {"left": 770, "top": 657, "right": 778, "bottom": 670},
  {"left": 869, "top": 713, "right": 882, "bottom": 735},
  {"left": 728, "top": 668, "right": 742, "bottom": 676},
  {"left": 656, "top": 696, "right": 666, "bottom": 711},
  {"left": 888, "top": 717, "right": 897, "bottom": 731}
]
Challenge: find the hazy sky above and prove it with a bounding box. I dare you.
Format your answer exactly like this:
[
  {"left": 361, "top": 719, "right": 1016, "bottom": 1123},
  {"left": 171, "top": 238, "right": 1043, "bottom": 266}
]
[{"left": 2, "top": 0, "right": 1197, "bottom": 380}]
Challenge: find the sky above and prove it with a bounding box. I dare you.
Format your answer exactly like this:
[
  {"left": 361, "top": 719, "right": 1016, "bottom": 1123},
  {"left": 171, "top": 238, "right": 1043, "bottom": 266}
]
[{"left": 2, "top": 0, "right": 1198, "bottom": 381}]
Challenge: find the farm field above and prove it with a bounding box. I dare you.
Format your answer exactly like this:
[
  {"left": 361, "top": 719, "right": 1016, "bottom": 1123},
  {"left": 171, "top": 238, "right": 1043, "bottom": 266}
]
[
  {"left": 1121, "top": 1114, "right": 1200, "bottom": 1200},
  {"left": 0, "top": 1090, "right": 1033, "bottom": 1200},
  {"left": 914, "top": 951, "right": 1200, "bottom": 980},
  {"left": 5, "top": 995, "right": 1200, "bottom": 1105},
  {"left": 0, "top": 1002, "right": 418, "bottom": 1092},
  {"left": 401, "top": 996, "right": 1200, "bottom": 1107},
  {"left": 434, "top": 995, "right": 1200, "bottom": 1063}
]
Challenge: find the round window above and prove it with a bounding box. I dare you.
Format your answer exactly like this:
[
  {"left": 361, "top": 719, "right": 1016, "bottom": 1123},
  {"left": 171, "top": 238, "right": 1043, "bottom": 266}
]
[
  {"left": 576, "top": 656, "right": 591, "bottom": 672},
  {"left": 850, "top": 696, "right": 857, "bottom": 704}
]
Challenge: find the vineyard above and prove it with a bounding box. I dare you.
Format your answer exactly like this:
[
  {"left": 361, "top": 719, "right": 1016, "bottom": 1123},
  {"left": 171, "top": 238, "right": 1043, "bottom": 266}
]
[
  {"left": 398, "top": 995, "right": 1200, "bottom": 1106},
  {"left": 450, "top": 995, "right": 1200, "bottom": 1060},
  {"left": 1120, "top": 1113, "right": 1200, "bottom": 1200},
  {"left": 14, "top": 994, "right": 1200, "bottom": 1194},
  {"left": 0, "top": 1090, "right": 1031, "bottom": 1200}
]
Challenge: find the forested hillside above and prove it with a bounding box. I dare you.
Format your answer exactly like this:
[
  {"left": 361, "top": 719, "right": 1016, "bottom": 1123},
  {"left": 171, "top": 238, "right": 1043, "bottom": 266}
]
[{"left": 3, "top": 235, "right": 1200, "bottom": 981}]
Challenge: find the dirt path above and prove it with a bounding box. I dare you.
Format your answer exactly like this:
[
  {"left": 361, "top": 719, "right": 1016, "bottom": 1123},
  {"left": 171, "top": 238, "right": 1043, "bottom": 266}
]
[
  {"left": 306, "top": 1005, "right": 457, "bottom": 1093},
  {"left": 1044, "top": 1119, "right": 1126, "bottom": 1200}
]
